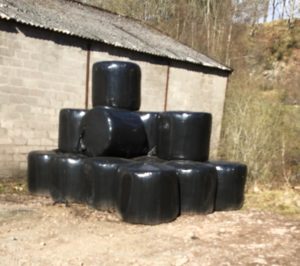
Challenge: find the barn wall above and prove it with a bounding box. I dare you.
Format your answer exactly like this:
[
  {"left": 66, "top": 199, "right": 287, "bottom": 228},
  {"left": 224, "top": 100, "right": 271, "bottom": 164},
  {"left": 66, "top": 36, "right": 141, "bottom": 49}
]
[
  {"left": 167, "top": 63, "right": 228, "bottom": 157},
  {"left": 0, "top": 20, "right": 229, "bottom": 178},
  {"left": 0, "top": 22, "right": 87, "bottom": 177}
]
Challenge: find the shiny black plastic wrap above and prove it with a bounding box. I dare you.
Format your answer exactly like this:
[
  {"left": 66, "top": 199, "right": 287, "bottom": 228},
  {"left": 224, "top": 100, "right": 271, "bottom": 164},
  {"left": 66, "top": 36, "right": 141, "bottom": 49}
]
[
  {"left": 165, "top": 161, "right": 217, "bottom": 214},
  {"left": 58, "top": 109, "right": 86, "bottom": 153},
  {"left": 27, "top": 150, "right": 58, "bottom": 194},
  {"left": 116, "top": 162, "right": 179, "bottom": 225},
  {"left": 50, "top": 153, "right": 90, "bottom": 203},
  {"left": 208, "top": 161, "right": 247, "bottom": 211},
  {"left": 136, "top": 112, "right": 159, "bottom": 153},
  {"left": 157, "top": 112, "right": 212, "bottom": 161},
  {"left": 92, "top": 61, "right": 141, "bottom": 111},
  {"left": 58, "top": 109, "right": 87, "bottom": 153},
  {"left": 133, "top": 155, "right": 164, "bottom": 163},
  {"left": 80, "top": 107, "right": 148, "bottom": 157},
  {"left": 84, "top": 157, "right": 130, "bottom": 210}
]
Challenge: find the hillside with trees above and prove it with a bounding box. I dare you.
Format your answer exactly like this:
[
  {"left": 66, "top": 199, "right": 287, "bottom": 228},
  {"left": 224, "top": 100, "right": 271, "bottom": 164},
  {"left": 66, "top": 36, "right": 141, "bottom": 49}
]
[
  {"left": 75, "top": 0, "right": 300, "bottom": 188},
  {"left": 220, "top": 19, "right": 300, "bottom": 189}
]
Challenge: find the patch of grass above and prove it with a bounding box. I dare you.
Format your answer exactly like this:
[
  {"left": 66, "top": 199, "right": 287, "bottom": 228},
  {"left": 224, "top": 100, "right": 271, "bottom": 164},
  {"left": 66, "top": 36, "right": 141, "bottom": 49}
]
[{"left": 244, "top": 188, "right": 300, "bottom": 216}]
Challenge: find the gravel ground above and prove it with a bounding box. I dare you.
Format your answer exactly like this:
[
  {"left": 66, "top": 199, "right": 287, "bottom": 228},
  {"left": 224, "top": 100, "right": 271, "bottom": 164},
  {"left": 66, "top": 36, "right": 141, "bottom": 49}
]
[{"left": 0, "top": 193, "right": 299, "bottom": 266}]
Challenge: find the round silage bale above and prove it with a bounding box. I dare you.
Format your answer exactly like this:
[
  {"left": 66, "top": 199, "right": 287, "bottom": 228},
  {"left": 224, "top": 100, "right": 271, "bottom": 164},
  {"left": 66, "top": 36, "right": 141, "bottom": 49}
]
[
  {"left": 157, "top": 111, "right": 212, "bottom": 161},
  {"left": 27, "top": 150, "right": 59, "bottom": 195},
  {"left": 116, "top": 162, "right": 179, "bottom": 225},
  {"left": 165, "top": 160, "right": 217, "bottom": 214},
  {"left": 80, "top": 106, "right": 148, "bottom": 158},
  {"left": 58, "top": 108, "right": 87, "bottom": 153},
  {"left": 208, "top": 161, "right": 247, "bottom": 211},
  {"left": 83, "top": 157, "right": 131, "bottom": 210},
  {"left": 50, "top": 153, "right": 89, "bottom": 204},
  {"left": 92, "top": 61, "right": 141, "bottom": 111}
]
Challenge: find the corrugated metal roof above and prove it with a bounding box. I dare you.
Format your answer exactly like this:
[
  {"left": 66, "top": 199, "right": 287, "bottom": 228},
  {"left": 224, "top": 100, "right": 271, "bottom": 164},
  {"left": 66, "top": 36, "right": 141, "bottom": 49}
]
[{"left": 0, "top": 0, "right": 231, "bottom": 72}]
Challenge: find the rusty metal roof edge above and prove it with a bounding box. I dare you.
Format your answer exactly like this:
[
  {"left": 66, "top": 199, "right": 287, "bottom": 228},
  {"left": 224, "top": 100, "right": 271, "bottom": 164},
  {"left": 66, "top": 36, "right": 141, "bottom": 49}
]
[{"left": 0, "top": 11, "right": 232, "bottom": 73}]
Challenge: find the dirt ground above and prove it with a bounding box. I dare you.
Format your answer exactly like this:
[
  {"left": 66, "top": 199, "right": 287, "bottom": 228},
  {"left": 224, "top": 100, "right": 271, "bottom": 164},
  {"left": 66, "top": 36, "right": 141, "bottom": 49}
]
[{"left": 0, "top": 187, "right": 299, "bottom": 266}]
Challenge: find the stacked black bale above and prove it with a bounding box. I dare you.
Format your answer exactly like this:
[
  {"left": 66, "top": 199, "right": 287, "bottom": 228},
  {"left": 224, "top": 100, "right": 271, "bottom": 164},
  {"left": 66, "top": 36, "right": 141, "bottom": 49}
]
[
  {"left": 83, "top": 157, "right": 130, "bottom": 210},
  {"left": 92, "top": 61, "right": 141, "bottom": 111},
  {"left": 165, "top": 161, "right": 217, "bottom": 214},
  {"left": 58, "top": 109, "right": 87, "bottom": 153},
  {"left": 156, "top": 112, "right": 212, "bottom": 161},
  {"left": 116, "top": 162, "right": 179, "bottom": 225},
  {"left": 27, "top": 150, "right": 59, "bottom": 195},
  {"left": 208, "top": 161, "right": 247, "bottom": 211},
  {"left": 80, "top": 107, "right": 148, "bottom": 158},
  {"left": 50, "top": 153, "right": 89, "bottom": 204}
]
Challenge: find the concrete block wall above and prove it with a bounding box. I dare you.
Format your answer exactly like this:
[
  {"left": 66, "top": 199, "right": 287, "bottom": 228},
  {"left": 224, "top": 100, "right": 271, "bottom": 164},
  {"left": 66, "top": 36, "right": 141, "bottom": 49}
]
[{"left": 0, "top": 23, "right": 86, "bottom": 177}]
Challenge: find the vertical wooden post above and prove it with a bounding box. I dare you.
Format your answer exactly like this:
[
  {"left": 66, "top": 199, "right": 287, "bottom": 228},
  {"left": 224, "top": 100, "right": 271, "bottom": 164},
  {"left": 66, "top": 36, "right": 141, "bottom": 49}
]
[{"left": 164, "top": 63, "right": 170, "bottom": 111}]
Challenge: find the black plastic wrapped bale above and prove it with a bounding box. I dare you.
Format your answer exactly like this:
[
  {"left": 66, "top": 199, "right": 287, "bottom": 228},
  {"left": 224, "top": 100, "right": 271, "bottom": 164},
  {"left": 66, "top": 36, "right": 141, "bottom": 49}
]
[
  {"left": 133, "top": 155, "right": 164, "bottom": 163},
  {"left": 50, "top": 154, "right": 89, "bottom": 203},
  {"left": 136, "top": 112, "right": 159, "bottom": 154},
  {"left": 80, "top": 107, "right": 148, "bottom": 157},
  {"left": 92, "top": 61, "right": 141, "bottom": 111},
  {"left": 58, "top": 109, "right": 87, "bottom": 153},
  {"left": 116, "top": 162, "right": 179, "bottom": 225},
  {"left": 208, "top": 161, "right": 247, "bottom": 211},
  {"left": 84, "top": 157, "right": 130, "bottom": 210},
  {"left": 165, "top": 161, "right": 217, "bottom": 214},
  {"left": 157, "top": 112, "right": 212, "bottom": 161},
  {"left": 27, "top": 150, "right": 58, "bottom": 195}
]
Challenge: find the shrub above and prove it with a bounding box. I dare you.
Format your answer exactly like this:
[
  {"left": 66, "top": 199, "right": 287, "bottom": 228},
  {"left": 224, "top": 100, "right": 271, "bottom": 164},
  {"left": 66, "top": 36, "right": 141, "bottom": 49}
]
[{"left": 219, "top": 80, "right": 290, "bottom": 188}]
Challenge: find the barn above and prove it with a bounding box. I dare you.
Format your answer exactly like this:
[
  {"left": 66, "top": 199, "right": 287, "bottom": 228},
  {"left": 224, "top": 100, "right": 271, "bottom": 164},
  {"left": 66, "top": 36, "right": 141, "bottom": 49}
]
[{"left": 0, "top": 0, "right": 231, "bottom": 178}]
